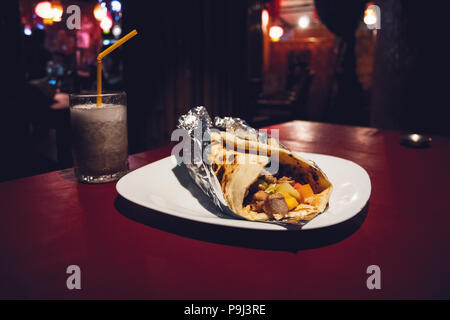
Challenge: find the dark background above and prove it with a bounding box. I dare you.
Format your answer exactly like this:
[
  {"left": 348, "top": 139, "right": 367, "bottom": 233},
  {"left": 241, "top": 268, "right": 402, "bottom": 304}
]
[{"left": 1, "top": 0, "right": 449, "bottom": 182}]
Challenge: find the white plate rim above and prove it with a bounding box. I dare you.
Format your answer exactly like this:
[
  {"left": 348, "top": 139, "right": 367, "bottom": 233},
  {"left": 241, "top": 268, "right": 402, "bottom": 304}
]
[{"left": 116, "top": 153, "right": 371, "bottom": 231}]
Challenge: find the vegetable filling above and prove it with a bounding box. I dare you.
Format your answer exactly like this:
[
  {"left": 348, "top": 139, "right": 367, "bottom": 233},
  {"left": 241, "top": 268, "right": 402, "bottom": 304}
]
[{"left": 243, "top": 166, "right": 317, "bottom": 220}]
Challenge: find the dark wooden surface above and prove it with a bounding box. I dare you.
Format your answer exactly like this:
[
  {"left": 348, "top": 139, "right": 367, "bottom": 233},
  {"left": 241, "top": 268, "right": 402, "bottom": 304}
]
[{"left": 1, "top": 121, "right": 450, "bottom": 299}]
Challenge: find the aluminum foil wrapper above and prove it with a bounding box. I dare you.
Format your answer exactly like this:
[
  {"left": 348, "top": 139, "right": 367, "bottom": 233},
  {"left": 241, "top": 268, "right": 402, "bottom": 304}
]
[
  {"left": 176, "top": 107, "right": 234, "bottom": 219},
  {"left": 176, "top": 106, "right": 305, "bottom": 226}
]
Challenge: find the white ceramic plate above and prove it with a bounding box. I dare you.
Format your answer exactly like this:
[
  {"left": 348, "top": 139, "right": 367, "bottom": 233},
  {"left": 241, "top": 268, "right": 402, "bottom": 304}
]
[{"left": 116, "top": 153, "right": 371, "bottom": 231}]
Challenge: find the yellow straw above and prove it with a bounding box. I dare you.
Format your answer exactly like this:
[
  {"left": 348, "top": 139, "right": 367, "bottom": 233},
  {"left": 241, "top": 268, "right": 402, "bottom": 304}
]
[
  {"left": 96, "top": 29, "right": 138, "bottom": 106},
  {"left": 97, "top": 60, "right": 102, "bottom": 106}
]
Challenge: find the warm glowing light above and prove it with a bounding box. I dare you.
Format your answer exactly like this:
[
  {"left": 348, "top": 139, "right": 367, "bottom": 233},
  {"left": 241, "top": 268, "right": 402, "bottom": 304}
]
[
  {"left": 261, "top": 9, "right": 269, "bottom": 31},
  {"left": 112, "top": 25, "right": 122, "bottom": 37},
  {"left": 35, "top": 1, "right": 54, "bottom": 19},
  {"left": 100, "top": 15, "right": 113, "bottom": 32},
  {"left": 298, "top": 16, "right": 310, "bottom": 29},
  {"left": 52, "top": 1, "right": 63, "bottom": 22},
  {"left": 269, "top": 26, "right": 283, "bottom": 42},
  {"left": 111, "top": 0, "right": 122, "bottom": 12},
  {"left": 411, "top": 134, "right": 420, "bottom": 142},
  {"left": 94, "top": 3, "right": 108, "bottom": 21},
  {"left": 364, "top": 8, "right": 377, "bottom": 25}
]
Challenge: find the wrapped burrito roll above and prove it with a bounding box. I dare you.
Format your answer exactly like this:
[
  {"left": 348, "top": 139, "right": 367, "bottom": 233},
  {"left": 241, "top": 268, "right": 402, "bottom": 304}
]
[{"left": 208, "top": 132, "right": 333, "bottom": 224}]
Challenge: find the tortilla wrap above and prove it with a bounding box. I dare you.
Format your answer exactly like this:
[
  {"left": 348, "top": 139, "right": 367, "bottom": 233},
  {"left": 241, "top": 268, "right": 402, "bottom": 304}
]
[{"left": 208, "top": 131, "right": 333, "bottom": 223}]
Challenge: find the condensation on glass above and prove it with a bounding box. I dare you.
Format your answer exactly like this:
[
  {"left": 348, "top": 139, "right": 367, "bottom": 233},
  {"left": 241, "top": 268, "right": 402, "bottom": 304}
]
[{"left": 69, "top": 92, "right": 128, "bottom": 183}]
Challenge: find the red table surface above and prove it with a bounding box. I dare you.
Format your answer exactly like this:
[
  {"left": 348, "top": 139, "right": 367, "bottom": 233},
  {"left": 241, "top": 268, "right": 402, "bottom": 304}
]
[{"left": 1, "top": 121, "right": 450, "bottom": 299}]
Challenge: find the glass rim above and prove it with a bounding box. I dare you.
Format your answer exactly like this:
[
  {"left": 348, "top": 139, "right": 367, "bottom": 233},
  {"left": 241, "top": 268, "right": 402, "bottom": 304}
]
[{"left": 69, "top": 91, "right": 126, "bottom": 99}]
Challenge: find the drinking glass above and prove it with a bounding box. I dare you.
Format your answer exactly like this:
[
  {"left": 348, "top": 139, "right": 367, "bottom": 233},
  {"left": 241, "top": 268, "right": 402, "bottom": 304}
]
[{"left": 69, "top": 92, "right": 128, "bottom": 183}]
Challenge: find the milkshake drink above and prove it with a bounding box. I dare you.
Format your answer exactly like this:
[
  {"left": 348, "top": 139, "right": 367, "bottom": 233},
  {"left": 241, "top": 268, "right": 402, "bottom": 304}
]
[{"left": 69, "top": 93, "right": 128, "bottom": 183}]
